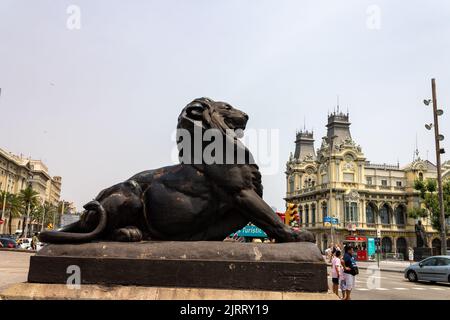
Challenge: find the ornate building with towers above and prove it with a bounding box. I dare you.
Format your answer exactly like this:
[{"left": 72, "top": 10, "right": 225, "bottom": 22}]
[{"left": 285, "top": 110, "right": 450, "bottom": 259}]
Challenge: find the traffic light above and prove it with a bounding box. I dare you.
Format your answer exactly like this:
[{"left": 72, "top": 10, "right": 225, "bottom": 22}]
[{"left": 285, "top": 203, "right": 298, "bottom": 226}]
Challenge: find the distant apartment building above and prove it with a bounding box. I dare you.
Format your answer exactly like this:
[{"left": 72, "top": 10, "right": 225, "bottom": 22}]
[{"left": 0, "top": 147, "right": 62, "bottom": 234}]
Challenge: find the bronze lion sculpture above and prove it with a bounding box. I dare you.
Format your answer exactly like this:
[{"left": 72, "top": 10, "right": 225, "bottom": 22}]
[{"left": 39, "top": 98, "right": 314, "bottom": 244}]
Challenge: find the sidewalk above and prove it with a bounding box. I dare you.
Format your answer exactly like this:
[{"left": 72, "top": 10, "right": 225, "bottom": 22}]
[{"left": 325, "top": 256, "right": 412, "bottom": 273}]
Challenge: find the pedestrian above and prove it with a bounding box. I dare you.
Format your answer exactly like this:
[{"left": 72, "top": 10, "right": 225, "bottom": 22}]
[
  {"left": 334, "top": 243, "right": 341, "bottom": 253},
  {"left": 31, "top": 232, "right": 39, "bottom": 250},
  {"left": 325, "top": 243, "right": 333, "bottom": 261},
  {"left": 331, "top": 249, "right": 342, "bottom": 298},
  {"left": 341, "top": 245, "right": 358, "bottom": 300}
]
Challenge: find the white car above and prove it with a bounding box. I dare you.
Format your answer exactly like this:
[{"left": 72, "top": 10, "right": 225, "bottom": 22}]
[{"left": 18, "top": 238, "right": 32, "bottom": 250}]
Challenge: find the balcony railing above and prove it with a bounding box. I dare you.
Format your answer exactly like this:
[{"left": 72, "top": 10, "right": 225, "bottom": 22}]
[{"left": 301, "top": 221, "right": 413, "bottom": 231}]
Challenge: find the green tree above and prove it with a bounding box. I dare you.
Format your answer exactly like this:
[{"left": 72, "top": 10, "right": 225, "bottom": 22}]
[
  {"left": 0, "top": 192, "right": 23, "bottom": 235},
  {"left": 410, "top": 178, "right": 450, "bottom": 232},
  {"left": 17, "top": 186, "right": 40, "bottom": 237},
  {"left": 33, "top": 201, "right": 57, "bottom": 230}
]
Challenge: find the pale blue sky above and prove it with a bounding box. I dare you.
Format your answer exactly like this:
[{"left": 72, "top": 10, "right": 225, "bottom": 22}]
[{"left": 0, "top": 0, "right": 449, "bottom": 211}]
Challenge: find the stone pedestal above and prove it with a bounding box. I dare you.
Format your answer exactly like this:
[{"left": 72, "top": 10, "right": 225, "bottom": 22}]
[
  {"left": 1, "top": 283, "right": 337, "bottom": 300},
  {"left": 413, "top": 247, "right": 433, "bottom": 261},
  {"left": 27, "top": 241, "right": 327, "bottom": 293}
]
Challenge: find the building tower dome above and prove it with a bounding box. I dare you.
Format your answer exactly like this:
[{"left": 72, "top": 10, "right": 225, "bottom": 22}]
[
  {"left": 326, "top": 108, "right": 352, "bottom": 146},
  {"left": 294, "top": 130, "right": 316, "bottom": 161}
]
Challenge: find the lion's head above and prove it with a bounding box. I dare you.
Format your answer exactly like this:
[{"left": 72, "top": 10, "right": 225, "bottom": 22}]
[
  {"left": 176, "top": 98, "right": 254, "bottom": 165},
  {"left": 177, "top": 97, "right": 249, "bottom": 138}
]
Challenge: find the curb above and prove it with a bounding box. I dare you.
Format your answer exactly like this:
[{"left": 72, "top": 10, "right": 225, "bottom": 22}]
[{"left": 0, "top": 248, "right": 36, "bottom": 253}]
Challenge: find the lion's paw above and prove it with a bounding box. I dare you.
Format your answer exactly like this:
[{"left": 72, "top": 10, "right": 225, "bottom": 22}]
[{"left": 111, "top": 226, "right": 143, "bottom": 242}]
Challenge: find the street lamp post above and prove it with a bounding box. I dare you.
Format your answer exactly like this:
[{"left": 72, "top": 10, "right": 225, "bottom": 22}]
[
  {"left": 23, "top": 177, "right": 34, "bottom": 238},
  {"left": 1, "top": 179, "right": 9, "bottom": 234},
  {"left": 40, "top": 200, "right": 46, "bottom": 232},
  {"left": 424, "top": 78, "right": 447, "bottom": 255},
  {"left": 24, "top": 200, "right": 31, "bottom": 238},
  {"left": 328, "top": 134, "right": 338, "bottom": 244}
]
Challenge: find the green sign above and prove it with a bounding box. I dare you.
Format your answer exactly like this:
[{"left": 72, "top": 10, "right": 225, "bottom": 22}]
[{"left": 233, "top": 225, "right": 267, "bottom": 238}]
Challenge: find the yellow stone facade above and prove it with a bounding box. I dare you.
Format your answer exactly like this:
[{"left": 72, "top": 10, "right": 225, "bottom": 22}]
[{"left": 285, "top": 111, "right": 450, "bottom": 258}]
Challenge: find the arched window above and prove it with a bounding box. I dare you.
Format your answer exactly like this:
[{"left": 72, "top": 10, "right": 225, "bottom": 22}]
[
  {"left": 322, "top": 202, "right": 328, "bottom": 218},
  {"left": 396, "top": 238, "right": 407, "bottom": 260},
  {"left": 381, "top": 237, "right": 392, "bottom": 254},
  {"left": 289, "top": 176, "right": 295, "bottom": 193},
  {"left": 366, "top": 203, "right": 376, "bottom": 224},
  {"left": 395, "top": 205, "right": 406, "bottom": 225},
  {"left": 379, "top": 204, "right": 391, "bottom": 225},
  {"left": 418, "top": 172, "right": 424, "bottom": 181},
  {"left": 432, "top": 238, "right": 441, "bottom": 249},
  {"left": 345, "top": 202, "right": 358, "bottom": 222},
  {"left": 298, "top": 205, "right": 303, "bottom": 226},
  {"left": 305, "top": 205, "right": 310, "bottom": 226},
  {"left": 432, "top": 238, "right": 441, "bottom": 255},
  {"left": 311, "top": 204, "right": 316, "bottom": 226}
]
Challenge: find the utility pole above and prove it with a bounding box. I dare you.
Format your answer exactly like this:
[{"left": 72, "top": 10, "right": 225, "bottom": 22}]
[
  {"left": 1, "top": 174, "right": 10, "bottom": 234},
  {"left": 430, "top": 79, "right": 447, "bottom": 255},
  {"left": 328, "top": 134, "right": 338, "bottom": 244},
  {"left": 24, "top": 200, "right": 31, "bottom": 238},
  {"left": 40, "top": 200, "right": 46, "bottom": 232}
]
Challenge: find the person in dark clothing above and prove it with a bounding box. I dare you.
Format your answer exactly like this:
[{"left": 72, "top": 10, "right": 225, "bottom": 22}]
[{"left": 341, "top": 245, "right": 358, "bottom": 300}]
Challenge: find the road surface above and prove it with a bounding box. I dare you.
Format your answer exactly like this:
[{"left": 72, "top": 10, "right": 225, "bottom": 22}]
[
  {"left": 0, "top": 250, "right": 33, "bottom": 291},
  {"left": 328, "top": 266, "right": 450, "bottom": 300}
]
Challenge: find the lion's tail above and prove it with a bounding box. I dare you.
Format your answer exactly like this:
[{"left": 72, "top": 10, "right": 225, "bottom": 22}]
[{"left": 38, "top": 201, "right": 107, "bottom": 244}]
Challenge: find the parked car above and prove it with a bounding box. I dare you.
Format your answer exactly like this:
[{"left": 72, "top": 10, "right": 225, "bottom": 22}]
[
  {"left": 0, "top": 237, "right": 19, "bottom": 249},
  {"left": 18, "top": 238, "right": 32, "bottom": 250},
  {"left": 405, "top": 256, "right": 450, "bottom": 283},
  {"left": 0, "top": 234, "right": 15, "bottom": 239}
]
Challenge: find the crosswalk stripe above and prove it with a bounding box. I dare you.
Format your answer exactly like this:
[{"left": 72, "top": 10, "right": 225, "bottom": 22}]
[
  {"left": 429, "top": 287, "right": 445, "bottom": 291},
  {"left": 356, "top": 288, "right": 369, "bottom": 291},
  {"left": 412, "top": 287, "right": 426, "bottom": 290},
  {"left": 375, "top": 288, "right": 388, "bottom": 290},
  {"left": 393, "top": 288, "right": 408, "bottom": 290}
]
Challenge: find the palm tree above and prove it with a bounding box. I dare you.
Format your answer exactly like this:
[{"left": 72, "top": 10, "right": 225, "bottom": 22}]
[
  {"left": 7, "top": 195, "right": 22, "bottom": 235},
  {"left": 0, "top": 192, "right": 22, "bottom": 235},
  {"left": 34, "top": 201, "right": 57, "bottom": 231},
  {"left": 18, "top": 186, "right": 39, "bottom": 237},
  {"left": 1, "top": 191, "right": 10, "bottom": 233}
]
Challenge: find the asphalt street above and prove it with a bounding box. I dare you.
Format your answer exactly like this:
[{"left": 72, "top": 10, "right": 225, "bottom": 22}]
[
  {"left": 0, "top": 250, "right": 32, "bottom": 291},
  {"left": 327, "top": 266, "right": 450, "bottom": 300}
]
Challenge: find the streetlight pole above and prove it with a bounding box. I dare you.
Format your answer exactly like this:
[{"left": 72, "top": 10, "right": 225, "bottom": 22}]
[
  {"left": 23, "top": 200, "right": 31, "bottom": 238},
  {"left": 328, "top": 135, "right": 338, "bottom": 244},
  {"left": 430, "top": 79, "right": 447, "bottom": 255},
  {"left": 40, "top": 200, "right": 46, "bottom": 232},
  {"left": 23, "top": 178, "right": 33, "bottom": 238},
  {"left": 1, "top": 174, "right": 10, "bottom": 221}
]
